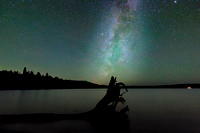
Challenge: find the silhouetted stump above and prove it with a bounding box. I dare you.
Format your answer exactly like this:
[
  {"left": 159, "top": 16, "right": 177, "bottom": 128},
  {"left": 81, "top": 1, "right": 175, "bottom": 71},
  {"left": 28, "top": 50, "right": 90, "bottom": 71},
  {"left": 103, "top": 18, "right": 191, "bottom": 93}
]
[
  {"left": 94, "top": 76, "right": 128, "bottom": 112},
  {"left": 87, "top": 76, "right": 129, "bottom": 132}
]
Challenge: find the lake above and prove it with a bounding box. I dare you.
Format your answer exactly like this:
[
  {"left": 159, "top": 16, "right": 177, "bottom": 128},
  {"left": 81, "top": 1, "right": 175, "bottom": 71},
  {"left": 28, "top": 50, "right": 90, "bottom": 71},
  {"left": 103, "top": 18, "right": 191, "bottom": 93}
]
[{"left": 0, "top": 89, "right": 200, "bottom": 133}]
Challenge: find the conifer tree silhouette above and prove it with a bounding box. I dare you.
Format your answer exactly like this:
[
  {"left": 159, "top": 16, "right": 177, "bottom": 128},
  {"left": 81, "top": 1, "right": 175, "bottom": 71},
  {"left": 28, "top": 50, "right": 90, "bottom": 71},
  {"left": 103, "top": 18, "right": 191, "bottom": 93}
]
[{"left": 23, "top": 67, "right": 27, "bottom": 75}]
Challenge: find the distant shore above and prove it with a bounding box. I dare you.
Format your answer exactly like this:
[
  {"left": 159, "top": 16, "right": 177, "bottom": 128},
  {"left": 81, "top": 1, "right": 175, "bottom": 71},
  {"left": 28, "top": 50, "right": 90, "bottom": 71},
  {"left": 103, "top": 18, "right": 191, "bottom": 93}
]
[
  {"left": 127, "top": 84, "right": 200, "bottom": 89},
  {"left": 0, "top": 68, "right": 199, "bottom": 90},
  {"left": 0, "top": 83, "right": 199, "bottom": 90}
]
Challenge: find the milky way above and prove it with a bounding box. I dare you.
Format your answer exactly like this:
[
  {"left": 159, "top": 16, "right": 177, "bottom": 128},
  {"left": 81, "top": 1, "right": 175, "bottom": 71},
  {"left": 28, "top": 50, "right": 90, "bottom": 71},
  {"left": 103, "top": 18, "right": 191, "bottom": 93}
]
[{"left": 100, "top": 0, "right": 140, "bottom": 77}]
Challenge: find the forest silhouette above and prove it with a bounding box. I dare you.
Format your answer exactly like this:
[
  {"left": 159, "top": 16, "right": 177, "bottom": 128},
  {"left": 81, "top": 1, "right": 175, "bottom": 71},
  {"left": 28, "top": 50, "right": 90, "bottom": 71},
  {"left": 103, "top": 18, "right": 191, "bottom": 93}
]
[{"left": 0, "top": 67, "right": 105, "bottom": 89}]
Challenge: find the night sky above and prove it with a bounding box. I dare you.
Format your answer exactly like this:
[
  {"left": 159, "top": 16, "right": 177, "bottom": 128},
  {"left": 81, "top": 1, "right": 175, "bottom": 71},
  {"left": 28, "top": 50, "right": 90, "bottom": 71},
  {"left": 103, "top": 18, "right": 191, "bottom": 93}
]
[{"left": 0, "top": 0, "right": 199, "bottom": 85}]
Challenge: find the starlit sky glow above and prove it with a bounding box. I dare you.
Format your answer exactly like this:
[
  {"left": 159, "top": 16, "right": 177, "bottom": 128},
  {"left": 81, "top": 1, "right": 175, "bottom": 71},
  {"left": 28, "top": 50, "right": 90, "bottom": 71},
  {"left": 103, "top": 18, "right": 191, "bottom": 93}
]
[{"left": 0, "top": 0, "right": 199, "bottom": 85}]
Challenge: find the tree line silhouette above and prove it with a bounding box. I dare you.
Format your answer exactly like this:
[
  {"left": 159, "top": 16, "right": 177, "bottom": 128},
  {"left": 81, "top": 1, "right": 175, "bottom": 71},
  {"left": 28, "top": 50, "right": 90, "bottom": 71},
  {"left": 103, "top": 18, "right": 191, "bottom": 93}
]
[
  {"left": 0, "top": 67, "right": 105, "bottom": 89},
  {"left": 0, "top": 67, "right": 61, "bottom": 81}
]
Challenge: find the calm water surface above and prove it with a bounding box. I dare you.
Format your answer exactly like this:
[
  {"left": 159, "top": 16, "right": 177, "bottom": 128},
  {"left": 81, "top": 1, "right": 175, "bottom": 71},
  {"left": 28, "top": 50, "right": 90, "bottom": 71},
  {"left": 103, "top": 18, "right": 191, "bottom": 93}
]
[{"left": 0, "top": 89, "right": 200, "bottom": 133}]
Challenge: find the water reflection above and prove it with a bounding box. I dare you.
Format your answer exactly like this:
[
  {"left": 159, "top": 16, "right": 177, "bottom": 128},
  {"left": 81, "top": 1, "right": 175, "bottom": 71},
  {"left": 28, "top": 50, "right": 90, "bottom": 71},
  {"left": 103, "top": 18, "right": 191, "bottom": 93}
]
[{"left": 0, "top": 89, "right": 200, "bottom": 133}]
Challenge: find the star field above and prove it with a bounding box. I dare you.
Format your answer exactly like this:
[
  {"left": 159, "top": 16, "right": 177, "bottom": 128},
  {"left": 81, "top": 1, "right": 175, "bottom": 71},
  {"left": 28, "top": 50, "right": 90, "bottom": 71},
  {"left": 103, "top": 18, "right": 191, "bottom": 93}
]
[{"left": 0, "top": 0, "right": 199, "bottom": 85}]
